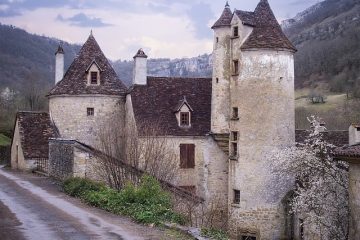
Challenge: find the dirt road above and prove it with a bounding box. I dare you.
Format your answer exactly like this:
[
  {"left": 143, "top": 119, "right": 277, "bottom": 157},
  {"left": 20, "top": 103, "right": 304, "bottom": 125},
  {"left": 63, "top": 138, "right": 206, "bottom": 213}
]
[{"left": 0, "top": 167, "right": 186, "bottom": 240}]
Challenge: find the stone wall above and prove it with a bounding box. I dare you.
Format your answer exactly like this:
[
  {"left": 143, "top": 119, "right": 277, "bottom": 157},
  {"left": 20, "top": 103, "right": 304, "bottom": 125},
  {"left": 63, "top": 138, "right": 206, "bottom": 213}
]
[
  {"left": 49, "top": 139, "right": 74, "bottom": 179},
  {"left": 49, "top": 95, "right": 125, "bottom": 147},
  {"left": 11, "top": 120, "right": 28, "bottom": 171},
  {"left": 349, "top": 163, "right": 360, "bottom": 239}
]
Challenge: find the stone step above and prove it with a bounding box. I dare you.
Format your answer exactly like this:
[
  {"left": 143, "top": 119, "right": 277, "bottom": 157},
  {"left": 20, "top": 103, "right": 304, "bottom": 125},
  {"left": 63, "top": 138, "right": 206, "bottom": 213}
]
[{"left": 211, "top": 133, "right": 230, "bottom": 156}]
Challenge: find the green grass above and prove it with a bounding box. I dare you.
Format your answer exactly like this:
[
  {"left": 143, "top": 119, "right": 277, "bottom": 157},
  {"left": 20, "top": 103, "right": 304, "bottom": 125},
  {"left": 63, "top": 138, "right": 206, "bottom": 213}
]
[
  {"left": 0, "top": 134, "right": 11, "bottom": 146},
  {"left": 63, "top": 175, "right": 185, "bottom": 226},
  {"left": 201, "top": 228, "right": 229, "bottom": 240}
]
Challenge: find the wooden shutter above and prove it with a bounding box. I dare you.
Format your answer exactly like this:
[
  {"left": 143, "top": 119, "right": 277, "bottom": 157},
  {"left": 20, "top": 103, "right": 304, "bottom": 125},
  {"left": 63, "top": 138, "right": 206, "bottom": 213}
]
[
  {"left": 180, "top": 144, "right": 195, "bottom": 168},
  {"left": 187, "top": 144, "right": 195, "bottom": 168},
  {"left": 180, "top": 144, "right": 187, "bottom": 168}
]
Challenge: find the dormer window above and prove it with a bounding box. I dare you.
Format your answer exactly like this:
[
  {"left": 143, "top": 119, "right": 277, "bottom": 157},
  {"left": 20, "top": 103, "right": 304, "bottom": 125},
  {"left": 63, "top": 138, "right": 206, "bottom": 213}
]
[
  {"left": 86, "top": 59, "right": 102, "bottom": 86},
  {"left": 90, "top": 72, "right": 98, "bottom": 84},
  {"left": 180, "top": 112, "right": 190, "bottom": 126},
  {"left": 174, "top": 96, "right": 193, "bottom": 128}
]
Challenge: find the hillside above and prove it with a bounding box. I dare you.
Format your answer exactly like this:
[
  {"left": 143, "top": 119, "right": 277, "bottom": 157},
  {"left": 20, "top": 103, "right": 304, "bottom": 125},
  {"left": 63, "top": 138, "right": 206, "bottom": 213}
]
[{"left": 282, "top": 0, "right": 360, "bottom": 95}]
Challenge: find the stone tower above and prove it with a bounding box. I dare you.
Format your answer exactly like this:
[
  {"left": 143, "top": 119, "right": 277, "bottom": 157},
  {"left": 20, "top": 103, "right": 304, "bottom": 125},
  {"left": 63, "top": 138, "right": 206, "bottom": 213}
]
[
  {"left": 211, "top": 2, "right": 232, "bottom": 134},
  {"left": 48, "top": 33, "right": 127, "bottom": 147},
  {"left": 212, "top": 0, "right": 296, "bottom": 238}
]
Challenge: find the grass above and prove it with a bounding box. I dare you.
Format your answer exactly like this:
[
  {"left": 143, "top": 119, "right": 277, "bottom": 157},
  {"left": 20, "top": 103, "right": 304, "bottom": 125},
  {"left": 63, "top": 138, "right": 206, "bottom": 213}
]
[
  {"left": 0, "top": 134, "right": 11, "bottom": 146},
  {"left": 63, "top": 175, "right": 185, "bottom": 226},
  {"left": 201, "top": 228, "right": 229, "bottom": 240}
]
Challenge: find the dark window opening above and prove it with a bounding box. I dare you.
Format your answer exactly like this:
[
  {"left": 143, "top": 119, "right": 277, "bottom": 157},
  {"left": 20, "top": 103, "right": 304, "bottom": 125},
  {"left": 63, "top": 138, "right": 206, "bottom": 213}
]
[
  {"left": 180, "top": 112, "right": 190, "bottom": 126},
  {"left": 232, "top": 131, "right": 238, "bottom": 141},
  {"left": 87, "top": 107, "right": 94, "bottom": 116},
  {"left": 233, "top": 189, "right": 240, "bottom": 204},
  {"left": 90, "top": 72, "right": 98, "bottom": 84},
  {"left": 356, "top": 127, "right": 360, "bottom": 131},
  {"left": 232, "top": 142, "right": 238, "bottom": 156},
  {"left": 180, "top": 144, "right": 195, "bottom": 169},
  {"left": 232, "top": 107, "right": 239, "bottom": 119},
  {"left": 233, "top": 60, "right": 239, "bottom": 75},
  {"left": 216, "top": 78, "right": 219, "bottom": 83},
  {"left": 179, "top": 186, "right": 196, "bottom": 194},
  {"left": 216, "top": 37, "right": 219, "bottom": 43},
  {"left": 233, "top": 26, "right": 239, "bottom": 37}
]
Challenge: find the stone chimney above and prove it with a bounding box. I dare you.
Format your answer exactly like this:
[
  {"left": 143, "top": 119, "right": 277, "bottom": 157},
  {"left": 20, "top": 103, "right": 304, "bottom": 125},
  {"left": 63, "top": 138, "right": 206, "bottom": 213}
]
[
  {"left": 349, "top": 124, "right": 360, "bottom": 145},
  {"left": 55, "top": 44, "right": 64, "bottom": 84},
  {"left": 132, "top": 49, "right": 147, "bottom": 85}
]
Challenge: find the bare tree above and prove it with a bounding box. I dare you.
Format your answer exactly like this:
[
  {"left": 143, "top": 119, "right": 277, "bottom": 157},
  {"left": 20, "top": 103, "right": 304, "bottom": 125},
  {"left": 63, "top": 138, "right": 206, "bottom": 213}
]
[{"left": 95, "top": 113, "right": 178, "bottom": 190}]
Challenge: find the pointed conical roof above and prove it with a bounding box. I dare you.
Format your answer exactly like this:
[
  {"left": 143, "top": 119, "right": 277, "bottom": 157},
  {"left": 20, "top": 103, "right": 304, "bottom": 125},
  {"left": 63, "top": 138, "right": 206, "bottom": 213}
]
[
  {"left": 211, "top": 2, "right": 233, "bottom": 29},
  {"left": 48, "top": 34, "right": 127, "bottom": 96},
  {"left": 241, "top": 0, "right": 296, "bottom": 52}
]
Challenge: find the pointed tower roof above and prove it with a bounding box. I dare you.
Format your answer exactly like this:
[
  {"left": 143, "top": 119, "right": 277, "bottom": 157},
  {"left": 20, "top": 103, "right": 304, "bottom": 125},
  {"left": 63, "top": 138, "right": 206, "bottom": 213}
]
[
  {"left": 48, "top": 33, "right": 127, "bottom": 96},
  {"left": 241, "top": 0, "right": 296, "bottom": 52},
  {"left": 211, "top": 2, "right": 233, "bottom": 29}
]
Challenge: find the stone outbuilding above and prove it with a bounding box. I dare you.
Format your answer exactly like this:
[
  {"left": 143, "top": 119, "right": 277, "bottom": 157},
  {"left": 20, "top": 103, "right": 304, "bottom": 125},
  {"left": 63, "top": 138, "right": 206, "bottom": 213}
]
[{"left": 11, "top": 112, "right": 56, "bottom": 172}]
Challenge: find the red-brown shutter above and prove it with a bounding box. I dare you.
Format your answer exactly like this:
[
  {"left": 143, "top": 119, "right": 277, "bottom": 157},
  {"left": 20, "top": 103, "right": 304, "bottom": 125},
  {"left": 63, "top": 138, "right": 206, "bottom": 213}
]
[
  {"left": 187, "top": 144, "right": 195, "bottom": 168},
  {"left": 180, "top": 144, "right": 187, "bottom": 168}
]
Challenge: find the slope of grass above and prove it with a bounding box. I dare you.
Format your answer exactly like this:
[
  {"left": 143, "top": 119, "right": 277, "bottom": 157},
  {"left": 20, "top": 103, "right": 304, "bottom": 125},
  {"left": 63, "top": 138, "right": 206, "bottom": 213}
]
[{"left": 0, "top": 134, "right": 11, "bottom": 146}]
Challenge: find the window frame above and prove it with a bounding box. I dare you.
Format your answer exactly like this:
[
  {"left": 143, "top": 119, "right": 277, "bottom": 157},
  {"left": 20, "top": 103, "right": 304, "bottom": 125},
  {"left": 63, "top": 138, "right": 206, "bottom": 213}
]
[
  {"left": 90, "top": 71, "right": 98, "bottom": 85},
  {"left": 233, "top": 189, "right": 240, "bottom": 204},
  {"left": 232, "top": 107, "right": 239, "bottom": 120},
  {"left": 180, "top": 112, "right": 190, "bottom": 126},
  {"left": 87, "top": 107, "right": 94, "bottom": 116},
  {"left": 233, "top": 26, "right": 239, "bottom": 37},
  {"left": 233, "top": 60, "right": 239, "bottom": 75}
]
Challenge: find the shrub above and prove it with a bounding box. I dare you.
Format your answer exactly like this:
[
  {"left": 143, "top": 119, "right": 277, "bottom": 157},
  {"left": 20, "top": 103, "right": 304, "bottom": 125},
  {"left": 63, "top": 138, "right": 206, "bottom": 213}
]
[
  {"left": 62, "top": 175, "right": 185, "bottom": 225},
  {"left": 201, "top": 228, "right": 228, "bottom": 240},
  {"left": 63, "top": 177, "right": 105, "bottom": 197}
]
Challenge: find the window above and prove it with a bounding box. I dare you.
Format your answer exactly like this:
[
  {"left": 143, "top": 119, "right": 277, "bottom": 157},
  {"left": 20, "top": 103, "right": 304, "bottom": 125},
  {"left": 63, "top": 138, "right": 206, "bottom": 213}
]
[
  {"left": 87, "top": 107, "right": 94, "bottom": 116},
  {"left": 232, "top": 142, "right": 238, "bottom": 156},
  {"left": 232, "top": 107, "right": 239, "bottom": 119},
  {"left": 180, "top": 112, "right": 190, "bottom": 126},
  {"left": 233, "top": 26, "right": 239, "bottom": 37},
  {"left": 232, "top": 131, "right": 238, "bottom": 141},
  {"left": 216, "top": 37, "right": 219, "bottom": 43},
  {"left": 356, "top": 127, "right": 360, "bottom": 131},
  {"left": 180, "top": 144, "right": 195, "bottom": 168},
  {"left": 233, "top": 60, "right": 239, "bottom": 75},
  {"left": 90, "top": 71, "right": 98, "bottom": 84},
  {"left": 216, "top": 78, "right": 219, "bottom": 83},
  {"left": 179, "top": 186, "right": 196, "bottom": 194},
  {"left": 233, "top": 189, "right": 240, "bottom": 204}
]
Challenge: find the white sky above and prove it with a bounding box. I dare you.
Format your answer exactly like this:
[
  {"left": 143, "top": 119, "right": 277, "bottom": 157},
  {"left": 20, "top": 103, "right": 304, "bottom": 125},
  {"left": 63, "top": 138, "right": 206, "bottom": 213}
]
[{"left": 0, "top": 0, "right": 321, "bottom": 60}]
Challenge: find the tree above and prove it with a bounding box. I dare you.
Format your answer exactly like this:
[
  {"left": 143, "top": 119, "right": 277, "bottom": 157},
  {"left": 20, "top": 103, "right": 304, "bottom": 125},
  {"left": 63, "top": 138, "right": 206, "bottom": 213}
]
[
  {"left": 270, "top": 116, "right": 349, "bottom": 239},
  {"left": 95, "top": 113, "right": 178, "bottom": 190}
]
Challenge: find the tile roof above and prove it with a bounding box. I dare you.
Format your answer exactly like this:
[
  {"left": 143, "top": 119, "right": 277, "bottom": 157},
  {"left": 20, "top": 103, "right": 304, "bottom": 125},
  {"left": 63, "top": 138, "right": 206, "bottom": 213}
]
[
  {"left": 130, "top": 77, "right": 212, "bottom": 136},
  {"left": 16, "top": 112, "right": 56, "bottom": 159},
  {"left": 211, "top": 3, "right": 233, "bottom": 29},
  {"left": 240, "top": 0, "right": 297, "bottom": 52},
  {"left": 335, "top": 144, "right": 360, "bottom": 159},
  {"left": 48, "top": 34, "right": 127, "bottom": 96},
  {"left": 235, "top": 10, "right": 255, "bottom": 27},
  {"left": 295, "top": 130, "right": 348, "bottom": 147}
]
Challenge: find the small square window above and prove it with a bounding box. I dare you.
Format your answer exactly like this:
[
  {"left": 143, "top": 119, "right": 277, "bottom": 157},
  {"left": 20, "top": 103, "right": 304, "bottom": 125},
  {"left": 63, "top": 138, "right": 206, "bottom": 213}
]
[
  {"left": 233, "top": 189, "right": 240, "bottom": 204},
  {"left": 356, "top": 127, "right": 360, "bottom": 131},
  {"left": 87, "top": 107, "right": 94, "bottom": 116},
  {"left": 233, "top": 26, "right": 239, "bottom": 37},
  {"left": 90, "top": 72, "right": 98, "bottom": 84},
  {"left": 232, "top": 107, "right": 239, "bottom": 119},
  {"left": 180, "top": 112, "right": 190, "bottom": 126},
  {"left": 233, "top": 60, "right": 239, "bottom": 75}
]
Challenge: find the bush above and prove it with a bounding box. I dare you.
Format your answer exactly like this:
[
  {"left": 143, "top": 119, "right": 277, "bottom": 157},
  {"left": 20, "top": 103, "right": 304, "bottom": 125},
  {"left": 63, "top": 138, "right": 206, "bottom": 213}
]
[
  {"left": 201, "top": 228, "right": 228, "bottom": 240},
  {"left": 62, "top": 175, "right": 185, "bottom": 225}
]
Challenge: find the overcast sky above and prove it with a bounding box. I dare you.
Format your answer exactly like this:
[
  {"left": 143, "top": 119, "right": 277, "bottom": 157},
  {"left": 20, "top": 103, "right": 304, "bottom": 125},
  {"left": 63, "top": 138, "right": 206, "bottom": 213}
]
[{"left": 0, "top": 0, "right": 321, "bottom": 60}]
